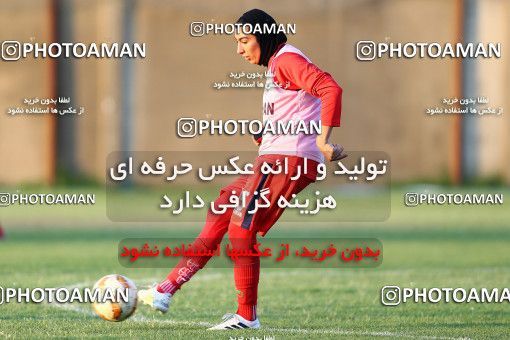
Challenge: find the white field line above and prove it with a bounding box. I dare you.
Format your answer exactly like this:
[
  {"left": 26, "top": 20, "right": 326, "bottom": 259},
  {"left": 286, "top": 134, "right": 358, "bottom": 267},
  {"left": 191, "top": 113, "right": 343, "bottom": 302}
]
[{"left": 43, "top": 276, "right": 471, "bottom": 340}]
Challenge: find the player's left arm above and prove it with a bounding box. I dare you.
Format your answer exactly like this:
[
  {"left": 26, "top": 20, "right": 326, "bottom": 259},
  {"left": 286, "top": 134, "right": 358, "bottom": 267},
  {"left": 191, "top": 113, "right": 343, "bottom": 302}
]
[{"left": 273, "top": 52, "right": 346, "bottom": 161}]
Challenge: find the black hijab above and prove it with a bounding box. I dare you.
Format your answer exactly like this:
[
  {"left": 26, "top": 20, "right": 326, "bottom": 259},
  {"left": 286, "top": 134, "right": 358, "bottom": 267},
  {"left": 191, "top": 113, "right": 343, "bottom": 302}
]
[{"left": 236, "top": 9, "right": 287, "bottom": 67}]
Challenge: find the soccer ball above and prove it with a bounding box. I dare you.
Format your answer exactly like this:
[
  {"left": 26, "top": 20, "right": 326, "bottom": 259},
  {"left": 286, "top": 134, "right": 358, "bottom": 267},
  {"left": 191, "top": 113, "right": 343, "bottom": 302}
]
[{"left": 92, "top": 274, "right": 138, "bottom": 322}]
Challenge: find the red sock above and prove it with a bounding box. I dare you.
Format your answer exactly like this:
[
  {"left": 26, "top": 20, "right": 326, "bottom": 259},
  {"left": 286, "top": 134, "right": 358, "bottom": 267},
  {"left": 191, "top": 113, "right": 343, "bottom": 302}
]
[
  {"left": 157, "top": 278, "right": 177, "bottom": 295},
  {"left": 234, "top": 260, "right": 260, "bottom": 321}
]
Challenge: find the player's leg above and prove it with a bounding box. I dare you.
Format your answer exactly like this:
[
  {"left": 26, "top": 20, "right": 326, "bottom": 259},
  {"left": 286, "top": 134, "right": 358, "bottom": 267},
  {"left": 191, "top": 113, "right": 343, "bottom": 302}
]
[{"left": 208, "top": 164, "right": 314, "bottom": 329}]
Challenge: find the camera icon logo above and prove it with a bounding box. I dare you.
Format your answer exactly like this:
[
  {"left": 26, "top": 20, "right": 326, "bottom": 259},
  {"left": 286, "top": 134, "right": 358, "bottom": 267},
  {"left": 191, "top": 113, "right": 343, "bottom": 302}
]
[
  {"left": 177, "top": 118, "right": 198, "bottom": 138},
  {"left": 381, "top": 285, "right": 401, "bottom": 306},
  {"left": 404, "top": 193, "right": 419, "bottom": 207},
  {"left": 1, "top": 41, "right": 21, "bottom": 61},
  {"left": 190, "top": 22, "right": 206, "bottom": 37},
  {"left": 0, "top": 193, "right": 11, "bottom": 207},
  {"left": 356, "top": 40, "right": 376, "bottom": 61}
]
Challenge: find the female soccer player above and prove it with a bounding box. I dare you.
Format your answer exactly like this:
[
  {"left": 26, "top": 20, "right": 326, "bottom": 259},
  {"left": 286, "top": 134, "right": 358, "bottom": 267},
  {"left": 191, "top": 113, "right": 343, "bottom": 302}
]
[{"left": 138, "top": 8, "right": 345, "bottom": 330}]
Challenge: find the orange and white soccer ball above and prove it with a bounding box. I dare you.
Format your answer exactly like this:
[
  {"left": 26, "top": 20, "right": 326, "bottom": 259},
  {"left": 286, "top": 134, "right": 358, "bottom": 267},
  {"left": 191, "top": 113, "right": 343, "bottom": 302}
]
[{"left": 92, "top": 274, "right": 138, "bottom": 322}]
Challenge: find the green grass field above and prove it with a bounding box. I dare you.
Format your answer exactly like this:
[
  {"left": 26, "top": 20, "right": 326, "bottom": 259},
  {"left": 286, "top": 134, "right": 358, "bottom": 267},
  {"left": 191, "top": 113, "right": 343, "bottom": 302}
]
[{"left": 0, "top": 187, "right": 509, "bottom": 339}]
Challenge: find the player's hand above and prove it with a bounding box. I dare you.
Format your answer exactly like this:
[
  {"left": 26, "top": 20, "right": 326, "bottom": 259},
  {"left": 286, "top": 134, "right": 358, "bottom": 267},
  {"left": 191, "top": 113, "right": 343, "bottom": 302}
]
[{"left": 317, "top": 142, "right": 347, "bottom": 162}]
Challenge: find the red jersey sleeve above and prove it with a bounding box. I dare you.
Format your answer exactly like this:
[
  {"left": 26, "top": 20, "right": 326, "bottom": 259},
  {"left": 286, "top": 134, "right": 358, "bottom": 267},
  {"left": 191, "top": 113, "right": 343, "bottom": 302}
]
[{"left": 271, "top": 52, "right": 342, "bottom": 126}]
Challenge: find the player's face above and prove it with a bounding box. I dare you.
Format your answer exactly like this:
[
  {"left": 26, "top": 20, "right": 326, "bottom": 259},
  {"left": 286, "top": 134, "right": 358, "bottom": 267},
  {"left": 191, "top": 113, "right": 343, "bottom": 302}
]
[{"left": 235, "top": 33, "right": 260, "bottom": 65}]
